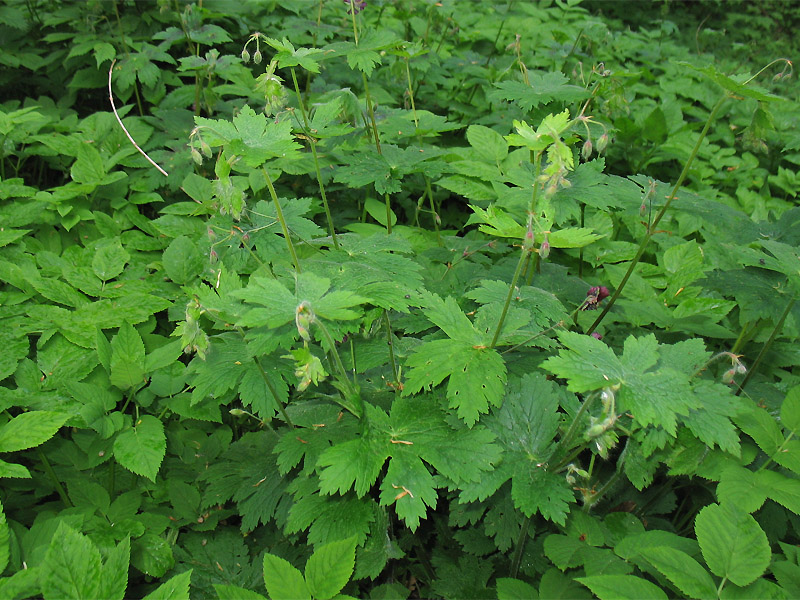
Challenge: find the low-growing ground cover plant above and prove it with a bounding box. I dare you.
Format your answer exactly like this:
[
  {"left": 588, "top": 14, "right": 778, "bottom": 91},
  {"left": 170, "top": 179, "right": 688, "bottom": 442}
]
[{"left": 0, "top": 0, "right": 799, "bottom": 598}]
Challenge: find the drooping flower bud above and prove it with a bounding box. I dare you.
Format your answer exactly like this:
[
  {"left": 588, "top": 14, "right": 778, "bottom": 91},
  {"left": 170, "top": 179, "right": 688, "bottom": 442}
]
[
  {"left": 241, "top": 48, "right": 251, "bottom": 63},
  {"left": 581, "top": 139, "right": 593, "bottom": 161},
  {"left": 539, "top": 231, "right": 550, "bottom": 259},
  {"left": 253, "top": 50, "right": 263, "bottom": 64},
  {"left": 596, "top": 133, "right": 609, "bottom": 153}
]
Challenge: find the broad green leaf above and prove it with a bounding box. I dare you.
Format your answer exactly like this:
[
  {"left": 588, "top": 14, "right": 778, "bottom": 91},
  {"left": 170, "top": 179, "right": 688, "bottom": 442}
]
[
  {"left": 70, "top": 143, "right": 106, "bottom": 185},
  {"left": 511, "top": 467, "right": 573, "bottom": 525},
  {"left": 0, "top": 566, "right": 41, "bottom": 599},
  {"left": 717, "top": 466, "right": 767, "bottom": 513},
  {"left": 403, "top": 339, "right": 507, "bottom": 427},
  {"left": 734, "top": 404, "right": 783, "bottom": 456},
  {"left": 305, "top": 536, "right": 357, "bottom": 600},
  {"left": 640, "top": 546, "right": 717, "bottom": 600},
  {"left": 548, "top": 228, "right": 602, "bottom": 248},
  {"left": 163, "top": 235, "right": 204, "bottom": 284},
  {"left": 782, "top": 386, "right": 800, "bottom": 433},
  {"left": 757, "top": 469, "right": 800, "bottom": 515},
  {"left": 110, "top": 322, "right": 147, "bottom": 390},
  {"left": 41, "top": 522, "right": 102, "bottom": 600},
  {"left": 695, "top": 502, "right": 770, "bottom": 587},
  {"left": 489, "top": 73, "right": 589, "bottom": 110},
  {"left": 317, "top": 407, "right": 391, "bottom": 497},
  {"left": 0, "top": 411, "right": 69, "bottom": 453},
  {"left": 142, "top": 570, "right": 192, "bottom": 600},
  {"left": 263, "top": 553, "right": 309, "bottom": 600},
  {"left": 496, "top": 577, "right": 538, "bottom": 600},
  {"left": 132, "top": 533, "right": 175, "bottom": 578},
  {"left": 576, "top": 574, "right": 668, "bottom": 600},
  {"left": 364, "top": 197, "right": 397, "bottom": 227},
  {"left": 418, "top": 290, "right": 480, "bottom": 344},
  {"left": 113, "top": 415, "right": 166, "bottom": 481},
  {"left": 99, "top": 537, "right": 131, "bottom": 600},
  {"left": 677, "top": 62, "right": 785, "bottom": 102},
  {"left": 92, "top": 238, "right": 129, "bottom": 281},
  {"left": 214, "top": 584, "right": 268, "bottom": 600},
  {"left": 379, "top": 452, "right": 437, "bottom": 531},
  {"left": 0, "top": 458, "right": 31, "bottom": 478},
  {"left": 466, "top": 125, "right": 508, "bottom": 163}
]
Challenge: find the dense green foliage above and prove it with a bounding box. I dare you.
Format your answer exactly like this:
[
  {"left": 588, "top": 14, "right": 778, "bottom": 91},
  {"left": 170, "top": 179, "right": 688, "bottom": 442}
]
[{"left": 1, "top": 0, "right": 799, "bottom": 598}]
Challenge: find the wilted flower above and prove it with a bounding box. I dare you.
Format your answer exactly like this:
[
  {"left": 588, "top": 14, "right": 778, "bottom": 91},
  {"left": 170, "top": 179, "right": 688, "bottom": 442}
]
[
  {"left": 581, "top": 286, "right": 610, "bottom": 310},
  {"left": 345, "top": 0, "right": 367, "bottom": 14}
]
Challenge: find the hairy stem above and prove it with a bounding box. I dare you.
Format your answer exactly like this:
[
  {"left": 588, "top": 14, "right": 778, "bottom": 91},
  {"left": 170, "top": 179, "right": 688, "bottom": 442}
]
[
  {"left": 289, "top": 67, "right": 339, "bottom": 248},
  {"left": 587, "top": 94, "right": 728, "bottom": 334},
  {"left": 510, "top": 514, "right": 532, "bottom": 578},
  {"left": 736, "top": 296, "right": 796, "bottom": 395},
  {"left": 262, "top": 166, "right": 301, "bottom": 272}
]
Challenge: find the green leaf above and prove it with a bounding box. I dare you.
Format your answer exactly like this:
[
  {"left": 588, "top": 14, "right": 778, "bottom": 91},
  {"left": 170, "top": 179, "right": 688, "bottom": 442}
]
[
  {"left": 99, "top": 537, "right": 131, "bottom": 600},
  {"left": 576, "top": 574, "right": 668, "bottom": 600},
  {"left": 734, "top": 404, "right": 783, "bottom": 456},
  {"left": 466, "top": 125, "right": 508, "bottom": 163},
  {"left": 676, "top": 62, "right": 785, "bottom": 102},
  {"left": 511, "top": 467, "right": 573, "bottom": 525},
  {"left": 403, "top": 339, "right": 507, "bottom": 427},
  {"left": 41, "top": 522, "right": 102, "bottom": 600},
  {"left": 548, "top": 228, "right": 603, "bottom": 249},
  {"left": 304, "top": 536, "right": 357, "bottom": 600},
  {"left": 113, "top": 415, "right": 166, "bottom": 482},
  {"left": 317, "top": 411, "right": 391, "bottom": 497},
  {"left": 263, "top": 553, "right": 309, "bottom": 600},
  {"left": 489, "top": 73, "right": 589, "bottom": 110},
  {"left": 640, "top": 546, "right": 717, "bottom": 600},
  {"left": 214, "top": 584, "right": 268, "bottom": 600},
  {"left": 142, "top": 570, "right": 192, "bottom": 600},
  {"left": 71, "top": 143, "right": 106, "bottom": 185},
  {"left": 782, "top": 386, "right": 800, "bottom": 433},
  {"left": 695, "top": 502, "right": 771, "bottom": 587},
  {"left": 0, "top": 411, "right": 68, "bottom": 453},
  {"left": 379, "top": 452, "right": 437, "bottom": 531},
  {"left": 92, "top": 238, "right": 130, "bottom": 281},
  {"left": 163, "top": 235, "right": 204, "bottom": 284},
  {"left": 496, "top": 577, "right": 539, "bottom": 600},
  {"left": 110, "top": 322, "right": 147, "bottom": 390},
  {"left": 717, "top": 466, "right": 767, "bottom": 513}
]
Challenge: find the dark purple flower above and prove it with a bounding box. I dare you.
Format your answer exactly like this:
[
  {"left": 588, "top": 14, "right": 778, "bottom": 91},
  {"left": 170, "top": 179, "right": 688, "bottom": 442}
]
[
  {"left": 587, "top": 286, "right": 610, "bottom": 300},
  {"left": 344, "top": 0, "right": 366, "bottom": 14}
]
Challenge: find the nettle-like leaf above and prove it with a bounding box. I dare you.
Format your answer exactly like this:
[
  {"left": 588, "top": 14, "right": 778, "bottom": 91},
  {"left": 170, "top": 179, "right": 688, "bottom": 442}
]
[
  {"left": 311, "top": 396, "right": 500, "bottom": 531},
  {"left": 403, "top": 291, "right": 507, "bottom": 426},
  {"left": 200, "top": 431, "right": 287, "bottom": 532},
  {"left": 488, "top": 72, "right": 589, "bottom": 110},
  {"left": 461, "top": 374, "right": 575, "bottom": 525},
  {"left": 543, "top": 331, "right": 698, "bottom": 437},
  {"left": 306, "top": 233, "right": 423, "bottom": 312},
  {"left": 194, "top": 106, "right": 301, "bottom": 167},
  {"left": 113, "top": 415, "right": 166, "bottom": 482}
]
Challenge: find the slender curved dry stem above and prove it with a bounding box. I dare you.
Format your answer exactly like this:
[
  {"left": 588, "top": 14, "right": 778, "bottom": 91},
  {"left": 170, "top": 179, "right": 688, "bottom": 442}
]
[{"left": 108, "top": 59, "right": 169, "bottom": 177}]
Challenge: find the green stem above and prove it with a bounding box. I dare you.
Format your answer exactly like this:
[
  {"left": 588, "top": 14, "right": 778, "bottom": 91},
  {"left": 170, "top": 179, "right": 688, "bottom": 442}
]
[
  {"left": 736, "top": 296, "right": 796, "bottom": 396},
  {"left": 262, "top": 167, "right": 301, "bottom": 272},
  {"left": 289, "top": 67, "right": 339, "bottom": 248},
  {"left": 551, "top": 391, "right": 599, "bottom": 470},
  {"left": 314, "top": 317, "right": 364, "bottom": 418},
  {"left": 383, "top": 310, "right": 399, "bottom": 386},
  {"left": 587, "top": 94, "right": 728, "bottom": 335},
  {"left": 489, "top": 246, "right": 528, "bottom": 349},
  {"left": 582, "top": 469, "right": 621, "bottom": 511},
  {"left": 404, "top": 58, "right": 419, "bottom": 127},
  {"left": 423, "top": 175, "right": 442, "bottom": 245},
  {"left": 38, "top": 448, "right": 72, "bottom": 507},
  {"left": 510, "top": 515, "right": 532, "bottom": 578}
]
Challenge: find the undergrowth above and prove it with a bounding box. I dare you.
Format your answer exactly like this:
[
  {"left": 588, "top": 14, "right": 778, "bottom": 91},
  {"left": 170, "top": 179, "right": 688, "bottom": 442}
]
[{"left": 0, "top": 0, "right": 799, "bottom": 598}]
